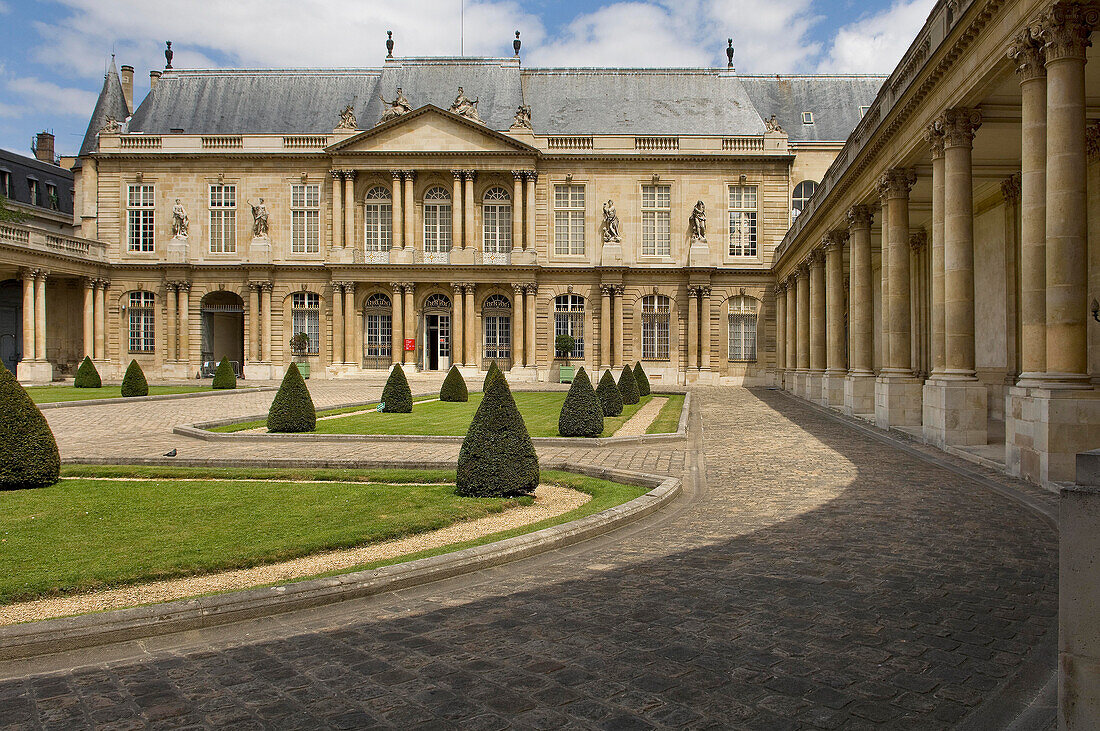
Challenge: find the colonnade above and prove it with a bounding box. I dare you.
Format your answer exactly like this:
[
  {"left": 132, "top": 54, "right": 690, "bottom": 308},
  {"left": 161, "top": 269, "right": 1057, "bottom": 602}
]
[
  {"left": 246, "top": 282, "right": 273, "bottom": 364},
  {"left": 164, "top": 281, "right": 193, "bottom": 362}
]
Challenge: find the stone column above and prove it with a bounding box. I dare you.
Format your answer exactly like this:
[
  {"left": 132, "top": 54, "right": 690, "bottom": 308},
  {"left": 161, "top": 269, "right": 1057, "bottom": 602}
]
[
  {"left": 776, "top": 283, "right": 787, "bottom": 383},
  {"left": 511, "top": 172, "right": 524, "bottom": 253},
  {"left": 391, "top": 171, "right": 404, "bottom": 252},
  {"left": 452, "top": 283, "right": 465, "bottom": 366},
  {"left": 34, "top": 270, "right": 46, "bottom": 361},
  {"left": 342, "top": 171, "right": 356, "bottom": 248},
  {"left": 463, "top": 171, "right": 475, "bottom": 252},
  {"left": 331, "top": 282, "right": 344, "bottom": 365},
  {"left": 525, "top": 284, "right": 537, "bottom": 369},
  {"left": 687, "top": 286, "right": 700, "bottom": 371},
  {"left": 403, "top": 172, "right": 415, "bottom": 252},
  {"left": 166, "top": 283, "right": 178, "bottom": 361},
  {"left": 797, "top": 265, "right": 810, "bottom": 371},
  {"left": 247, "top": 283, "right": 259, "bottom": 363},
  {"left": 21, "top": 270, "right": 35, "bottom": 361},
  {"left": 94, "top": 280, "right": 106, "bottom": 361},
  {"left": 344, "top": 283, "right": 356, "bottom": 365},
  {"left": 785, "top": 278, "right": 797, "bottom": 373},
  {"left": 177, "top": 282, "right": 190, "bottom": 366},
  {"left": 331, "top": 171, "right": 343, "bottom": 250},
  {"left": 808, "top": 249, "right": 826, "bottom": 403},
  {"left": 83, "top": 279, "right": 96, "bottom": 359},
  {"left": 464, "top": 284, "right": 476, "bottom": 367},
  {"left": 512, "top": 283, "right": 525, "bottom": 367},
  {"left": 846, "top": 205, "right": 876, "bottom": 415},
  {"left": 700, "top": 286, "right": 712, "bottom": 372},
  {"left": 824, "top": 233, "right": 846, "bottom": 407},
  {"left": 391, "top": 283, "right": 404, "bottom": 365},
  {"left": 879, "top": 191, "right": 891, "bottom": 368},
  {"left": 260, "top": 283, "right": 272, "bottom": 363},
  {"left": 451, "top": 170, "right": 464, "bottom": 250},
  {"left": 613, "top": 285, "right": 624, "bottom": 368},
  {"left": 525, "top": 172, "right": 537, "bottom": 253},
  {"left": 600, "top": 284, "right": 613, "bottom": 369},
  {"left": 403, "top": 284, "right": 416, "bottom": 367},
  {"left": 926, "top": 125, "right": 947, "bottom": 375},
  {"left": 909, "top": 231, "right": 928, "bottom": 376}
]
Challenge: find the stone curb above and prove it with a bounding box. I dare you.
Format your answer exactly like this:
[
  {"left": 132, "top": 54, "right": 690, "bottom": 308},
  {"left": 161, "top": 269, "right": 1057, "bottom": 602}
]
[
  {"left": 171, "top": 392, "right": 691, "bottom": 447},
  {"left": 0, "top": 460, "right": 681, "bottom": 660},
  {"left": 37, "top": 386, "right": 279, "bottom": 410}
]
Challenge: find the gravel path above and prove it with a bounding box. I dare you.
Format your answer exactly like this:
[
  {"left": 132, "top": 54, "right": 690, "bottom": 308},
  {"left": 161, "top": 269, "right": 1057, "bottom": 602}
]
[{"left": 614, "top": 396, "right": 668, "bottom": 437}]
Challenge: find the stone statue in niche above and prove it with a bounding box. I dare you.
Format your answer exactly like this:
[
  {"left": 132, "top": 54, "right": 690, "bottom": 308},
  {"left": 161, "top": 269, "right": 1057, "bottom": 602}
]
[
  {"left": 379, "top": 87, "right": 412, "bottom": 123},
  {"left": 100, "top": 116, "right": 121, "bottom": 134},
  {"left": 690, "top": 200, "right": 706, "bottom": 241},
  {"left": 764, "top": 114, "right": 784, "bottom": 134},
  {"left": 250, "top": 198, "right": 269, "bottom": 238},
  {"left": 172, "top": 198, "right": 189, "bottom": 238},
  {"left": 449, "top": 87, "right": 482, "bottom": 123},
  {"left": 511, "top": 104, "right": 532, "bottom": 130},
  {"left": 335, "top": 104, "right": 358, "bottom": 130},
  {"left": 602, "top": 200, "right": 622, "bottom": 243}
]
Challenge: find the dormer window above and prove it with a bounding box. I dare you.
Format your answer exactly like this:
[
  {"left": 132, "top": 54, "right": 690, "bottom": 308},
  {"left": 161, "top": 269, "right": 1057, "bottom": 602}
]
[
  {"left": 801, "top": 112, "right": 814, "bottom": 125},
  {"left": 859, "top": 105, "right": 870, "bottom": 118}
]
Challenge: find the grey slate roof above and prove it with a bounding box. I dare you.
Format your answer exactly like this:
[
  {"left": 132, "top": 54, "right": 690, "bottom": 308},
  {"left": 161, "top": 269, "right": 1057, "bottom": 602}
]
[
  {"left": 739, "top": 75, "right": 885, "bottom": 142},
  {"left": 79, "top": 59, "right": 131, "bottom": 156},
  {"left": 0, "top": 148, "right": 74, "bottom": 214}
]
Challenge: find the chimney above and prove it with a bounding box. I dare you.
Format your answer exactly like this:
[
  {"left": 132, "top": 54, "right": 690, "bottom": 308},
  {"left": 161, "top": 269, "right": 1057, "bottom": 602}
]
[
  {"left": 149, "top": 69, "right": 161, "bottom": 91},
  {"left": 120, "top": 64, "right": 134, "bottom": 112},
  {"left": 33, "top": 132, "right": 54, "bottom": 163}
]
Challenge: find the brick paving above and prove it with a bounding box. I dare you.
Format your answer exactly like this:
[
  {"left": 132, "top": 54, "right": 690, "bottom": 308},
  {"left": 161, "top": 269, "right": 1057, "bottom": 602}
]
[{"left": 1, "top": 386, "right": 1057, "bottom": 728}]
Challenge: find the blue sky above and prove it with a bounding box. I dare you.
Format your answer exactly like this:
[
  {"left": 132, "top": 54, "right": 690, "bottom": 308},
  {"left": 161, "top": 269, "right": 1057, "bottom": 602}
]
[{"left": 0, "top": 0, "right": 935, "bottom": 158}]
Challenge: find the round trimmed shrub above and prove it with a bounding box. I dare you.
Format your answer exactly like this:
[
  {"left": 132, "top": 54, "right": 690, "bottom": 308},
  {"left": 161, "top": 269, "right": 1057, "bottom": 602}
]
[
  {"left": 267, "top": 363, "right": 316, "bottom": 433},
  {"left": 0, "top": 366, "right": 60, "bottom": 489},
  {"left": 381, "top": 364, "right": 412, "bottom": 413},
  {"left": 483, "top": 360, "right": 502, "bottom": 392},
  {"left": 456, "top": 366, "right": 539, "bottom": 497},
  {"left": 74, "top": 356, "right": 101, "bottom": 388},
  {"left": 558, "top": 367, "right": 604, "bottom": 437},
  {"left": 618, "top": 365, "right": 640, "bottom": 405},
  {"left": 596, "top": 369, "right": 623, "bottom": 417},
  {"left": 440, "top": 365, "right": 468, "bottom": 402},
  {"left": 211, "top": 357, "right": 237, "bottom": 390},
  {"left": 120, "top": 359, "right": 149, "bottom": 397},
  {"left": 633, "top": 362, "right": 651, "bottom": 397}
]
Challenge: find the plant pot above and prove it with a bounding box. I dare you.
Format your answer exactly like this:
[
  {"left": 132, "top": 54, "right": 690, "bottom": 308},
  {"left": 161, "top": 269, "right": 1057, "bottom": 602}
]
[
  {"left": 295, "top": 361, "right": 310, "bottom": 379},
  {"left": 558, "top": 365, "right": 575, "bottom": 383}
]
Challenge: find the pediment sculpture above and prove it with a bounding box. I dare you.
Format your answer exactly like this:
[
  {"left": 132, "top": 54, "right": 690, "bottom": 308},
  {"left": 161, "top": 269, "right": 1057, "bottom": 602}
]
[
  {"left": 379, "top": 87, "right": 412, "bottom": 124},
  {"left": 336, "top": 104, "right": 358, "bottom": 130},
  {"left": 449, "top": 87, "right": 482, "bottom": 124}
]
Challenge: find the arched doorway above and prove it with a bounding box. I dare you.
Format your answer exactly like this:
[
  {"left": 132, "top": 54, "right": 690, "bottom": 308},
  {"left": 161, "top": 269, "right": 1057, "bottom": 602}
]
[
  {"left": 0, "top": 280, "right": 22, "bottom": 373},
  {"left": 362, "top": 292, "right": 392, "bottom": 369},
  {"left": 420, "top": 292, "right": 451, "bottom": 371},
  {"left": 200, "top": 291, "right": 244, "bottom": 376}
]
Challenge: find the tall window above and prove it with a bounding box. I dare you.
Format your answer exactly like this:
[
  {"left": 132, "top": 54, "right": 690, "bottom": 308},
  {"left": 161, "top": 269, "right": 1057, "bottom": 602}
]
[
  {"left": 363, "top": 292, "right": 392, "bottom": 367},
  {"left": 128, "top": 291, "right": 155, "bottom": 352},
  {"left": 554, "top": 184, "right": 585, "bottom": 255},
  {"left": 641, "top": 295, "right": 670, "bottom": 360},
  {"left": 728, "top": 185, "right": 758, "bottom": 257},
  {"left": 27, "top": 179, "right": 39, "bottom": 206},
  {"left": 291, "top": 291, "right": 320, "bottom": 354},
  {"left": 423, "top": 186, "right": 452, "bottom": 262},
  {"left": 46, "top": 183, "right": 58, "bottom": 210},
  {"left": 127, "top": 184, "right": 155, "bottom": 252},
  {"left": 208, "top": 184, "right": 236, "bottom": 253},
  {"left": 728, "top": 296, "right": 758, "bottom": 362},
  {"left": 363, "top": 186, "right": 392, "bottom": 254},
  {"left": 0, "top": 171, "right": 11, "bottom": 197},
  {"left": 791, "top": 180, "right": 817, "bottom": 218},
  {"left": 641, "top": 184, "right": 671, "bottom": 256},
  {"left": 483, "top": 294, "right": 512, "bottom": 364},
  {"left": 482, "top": 187, "right": 512, "bottom": 262},
  {"left": 291, "top": 183, "right": 320, "bottom": 253},
  {"left": 554, "top": 294, "right": 585, "bottom": 358}
]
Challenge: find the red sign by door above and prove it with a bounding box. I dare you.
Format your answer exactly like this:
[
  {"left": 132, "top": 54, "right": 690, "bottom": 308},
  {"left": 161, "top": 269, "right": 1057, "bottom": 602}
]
[{"left": 404, "top": 338, "right": 416, "bottom": 352}]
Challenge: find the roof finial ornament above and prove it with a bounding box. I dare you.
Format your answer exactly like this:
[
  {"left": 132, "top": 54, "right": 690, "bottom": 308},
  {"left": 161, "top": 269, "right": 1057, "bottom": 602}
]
[
  {"left": 514, "top": 31, "right": 521, "bottom": 57},
  {"left": 726, "top": 38, "right": 734, "bottom": 70},
  {"left": 386, "top": 31, "right": 394, "bottom": 58},
  {"left": 165, "top": 41, "right": 173, "bottom": 70}
]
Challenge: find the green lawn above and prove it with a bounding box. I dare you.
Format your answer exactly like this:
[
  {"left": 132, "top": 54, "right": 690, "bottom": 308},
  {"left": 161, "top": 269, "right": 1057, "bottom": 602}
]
[
  {"left": 0, "top": 466, "right": 647, "bottom": 605},
  {"left": 646, "top": 394, "right": 685, "bottom": 434},
  {"left": 26, "top": 385, "right": 209, "bottom": 404}
]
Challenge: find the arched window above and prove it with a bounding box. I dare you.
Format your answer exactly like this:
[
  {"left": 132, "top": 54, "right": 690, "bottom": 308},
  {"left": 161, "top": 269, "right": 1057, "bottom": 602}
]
[
  {"left": 291, "top": 291, "right": 320, "bottom": 354},
  {"left": 424, "top": 292, "right": 452, "bottom": 311},
  {"left": 423, "top": 186, "right": 452, "bottom": 262},
  {"left": 483, "top": 187, "right": 512, "bottom": 263},
  {"left": 554, "top": 294, "right": 584, "bottom": 358},
  {"left": 363, "top": 292, "right": 391, "bottom": 368},
  {"left": 728, "top": 296, "right": 758, "bottom": 362},
  {"left": 791, "top": 180, "right": 817, "bottom": 218},
  {"left": 364, "top": 186, "right": 392, "bottom": 255},
  {"left": 128, "top": 291, "right": 155, "bottom": 352},
  {"left": 483, "top": 293, "right": 512, "bottom": 368},
  {"left": 641, "top": 295, "right": 670, "bottom": 361}
]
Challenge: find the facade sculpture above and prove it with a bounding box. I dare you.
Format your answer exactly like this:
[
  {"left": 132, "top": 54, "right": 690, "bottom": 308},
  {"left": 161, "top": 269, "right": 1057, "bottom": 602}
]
[
  {"left": 765, "top": 115, "right": 784, "bottom": 133},
  {"left": 690, "top": 201, "right": 706, "bottom": 241},
  {"left": 449, "top": 87, "right": 481, "bottom": 123},
  {"left": 511, "top": 105, "right": 532, "bottom": 130},
  {"left": 602, "top": 200, "right": 622, "bottom": 243},
  {"left": 171, "top": 199, "right": 189, "bottom": 238},
  {"left": 336, "top": 104, "right": 358, "bottom": 130},
  {"left": 250, "top": 198, "right": 269, "bottom": 238},
  {"left": 379, "top": 87, "right": 412, "bottom": 123},
  {"left": 99, "top": 116, "right": 121, "bottom": 134}
]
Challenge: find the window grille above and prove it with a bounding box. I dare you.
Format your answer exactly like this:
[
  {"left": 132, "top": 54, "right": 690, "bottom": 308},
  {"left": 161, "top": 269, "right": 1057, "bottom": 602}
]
[
  {"left": 363, "top": 292, "right": 391, "bottom": 367},
  {"left": 483, "top": 294, "right": 512, "bottom": 364},
  {"left": 641, "top": 184, "right": 671, "bottom": 256},
  {"left": 127, "top": 184, "right": 155, "bottom": 252},
  {"left": 641, "top": 295, "right": 670, "bottom": 360},
  {"left": 482, "top": 187, "right": 512, "bottom": 258},
  {"left": 128, "top": 291, "right": 155, "bottom": 352},
  {"left": 554, "top": 294, "right": 585, "bottom": 358},
  {"left": 208, "top": 184, "right": 236, "bottom": 253},
  {"left": 291, "top": 183, "right": 320, "bottom": 253},
  {"left": 291, "top": 291, "right": 320, "bottom": 354},
  {"left": 728, "top": 185, "right": 758, "bottom": 257},
  {"left": 728, "top": 296, "right": 758, "bottom": 362},
  {"left": 553, "top": 184, "right": 585, "bottom": 255},
  {"left": 424, "top": 292, "right": 452, "bottom": 310},
  {"left": 363, "top": 186, "right": 391, "bottom": 254},
  {"left": 423, "top": 186, "right": 452, "bottom": 261}
]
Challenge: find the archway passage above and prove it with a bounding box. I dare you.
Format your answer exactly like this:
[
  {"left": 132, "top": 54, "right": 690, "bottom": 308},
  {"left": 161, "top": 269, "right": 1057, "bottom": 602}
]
[
  {"left": 200, "top": 291, "right": 244, "bottom": 377},
  {"left": 420, "top": 292, "right": 452, "bottom": 372},
  {"left": 0, "top": 280, "right": 21, "bottom": 373}
]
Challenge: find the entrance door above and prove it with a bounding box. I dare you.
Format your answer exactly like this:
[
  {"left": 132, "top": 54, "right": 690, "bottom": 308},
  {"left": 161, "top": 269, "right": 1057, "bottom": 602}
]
[
  {"left": 0, "top": 280, "right": 21, "bottom": 373},
  {"left": 200, "top": 291, "right": 245, "bottom": 376},
  {"left": 424, "top": 314, "right": 451, "bottom": 371}
]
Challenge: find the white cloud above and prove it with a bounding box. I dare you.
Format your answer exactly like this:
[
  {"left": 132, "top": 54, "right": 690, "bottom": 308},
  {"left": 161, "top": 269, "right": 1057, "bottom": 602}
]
[
  {"left": 3, "top": 77, "right": 97, "bottom": 118},
  {"left": 817, "top": 0, "right": 937, "bottom": 73}
]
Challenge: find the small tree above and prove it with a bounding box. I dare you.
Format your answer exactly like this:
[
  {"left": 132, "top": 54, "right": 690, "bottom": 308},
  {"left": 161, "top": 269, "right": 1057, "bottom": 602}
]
[
  {"left": 457, "top": 366, "right": 539, "bottom": 497},
  {"left": 212, "top": 357, "right": 237, "bottom": 389},
  {"left": 267, "top": 363, "right": 316, "bottom": 432},
  {"left": 120, "top": 360, "right": 149, "bottom": 397},
  {"left": 0, "top": 366, "right": 60, "bottom": 489},
  {"left": 558, "top": 367, "right": 604, "bottom": 437},
  {"left": 483, "top": 360, "right": 502, "bottom": 391},
  {"left": 381, "top": 363, "right": 412, "bottom": 413},
  {"left": 289, "top": 332, "right": 311, "bottom": 359},
  {"left": 596, "top": 369, "right": 623, "bottom": 417},
  {"left": 440, "top": 365, "right": 468, "bottom": 402},
  {"left": 74, "top": 356, "right": 102, "bottom": 388},
  {"left": 618, "top": 364, "right": 640, "bottom": 405},
  {"left": 633, "top": 362, "right": 651, "bottom": 397},
  {"left": 555, "top": 333, "right": 576, "bottom": 359}
]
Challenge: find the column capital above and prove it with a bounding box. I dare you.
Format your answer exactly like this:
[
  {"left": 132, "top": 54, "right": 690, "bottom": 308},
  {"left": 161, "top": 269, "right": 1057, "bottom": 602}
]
[
  {"left": 1007, "top": 28, "right": 1046, "bottom": 80},
  {"left": 176, "top": 281, "right": 192, "bottom": 293},
  {"left": 806, "top": 249, "right": 824, "bottom": 268},
  {"left": 687, "top": 285, "right": 701, "bottom": 297},
  {"left": 774, "top": 282, "right": 787, "bottom": 294},
  {"left": 822, "top": 230, "right": 847, "bottom": 252},
  {"left": 1033, "top": 1, "right": 1099, "bottom": 62},
  {"left": 909, "top": 229, "right": 928, "bottom": 252},
  {"left": 600, "top": 283, "right": 615, "bottom": 296},
  {"left": 20, "top": 267, "right": 37, "bottom": 281},
  {"left": 331, "top": 281, "right": 344, "bottom": 294},
  {"left": 451, "top": 169, "right": 465, "bottom": 180},
  {"left": 392, "top": 282, "right": 405, "bottom": 294},
  {"left": 1087, "top": 120, "right": 1100, "bottom": 160},
  {"left": 248, "top": 281, "right": 263, "bottom": 292},
  {"left": 96, "top": 278, "right": 111, "bottom": 290},
  {"left": 391, "top": 169, "right": 405, "bottom": 180},
  {"left": 84, "top": 277, "right": 98, "bottom": 290},
  {"left": 699, "top": 285, "right": 712, "bottom": 297},
  {"left": 924, "top": 123, "right": 945, "bottom": 159},
  {"left": 453, "top": 282, "right": 467, "bottom": 294},
  {"left": 511, "top": 170, "right": 525, "bottom": 181},
  {"left": 512, "top": 283, "right": 526, "bottom": 295},
  {"left": 611, "top": 284, "right": 624, "bottom": 296},
  {"left": 331, "top": 170, "right": 344, "bottom": 180},
  {"left": 462, "top": 169, "right": 477, "bottom": 181},
  {"left": 402, "top": 282, "right": 417, "bottom": 293},
  {"left": 342, "top": 170, "right": 357, "bottom": 181},
  {"left": 879, "top": 167, "right": 917, "bottom": 198},
  {"left": 796, "top": 261, "right": 810, "bottom": 277},
  {"left": 846, "top": 204, "right": 874, "bottom": 229},
  {"left": 1001, "top": 173, "right": 1022, "bottom": 202},
  {"left": 934, "top": 107, "right": 982, "bottom": 148},
  {"left": 524, "top": 170, "right": 538, "bottom": 181},
  {"left": 525, "top": 283, "right": 538, "bottom": 295},
  {"left": 401, "top": 170, "right": 417, "bottom": 180},
  {"left": 260, "top": 281, "right": 273, "bottom": 292}
]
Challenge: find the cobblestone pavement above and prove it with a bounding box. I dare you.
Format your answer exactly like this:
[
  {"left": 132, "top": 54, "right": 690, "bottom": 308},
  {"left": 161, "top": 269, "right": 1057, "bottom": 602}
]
[{"left": 2, "top": 387, "right": 1057, "bottom": 729}]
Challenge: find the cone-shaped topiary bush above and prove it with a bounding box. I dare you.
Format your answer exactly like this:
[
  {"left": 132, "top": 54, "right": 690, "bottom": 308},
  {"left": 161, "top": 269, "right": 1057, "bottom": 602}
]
[
  {"left": 483, "top": 360, "right": 501, "bottom": 392},
  {"left": 120, "top": 359, "right": 149, "bottom": 397},
  {"left": 211, "top": 357, "right": 236, "bottom": 390},
  {"left": 558, "top": 367, "right": 604, "bottom": 437},
  {"left": 596, "top": 369, "right": 623, "bottom": 417},
  {"left": 457, "top": 367, "right": 539, "bottom": 497},
  {"left": 440, "top": 365, "right": 468, "bottom": 402},
  {"left": 381, "top": 363, "right": 412, "bottom": 413},
  {"left": 0, "top": 366, "right": 59, "bottom": 489},
  {"left": 266, "top": 363, "right": 316, "bottom": 433},
  {"left": 618, "top": 364, "right": 640, "bottom": 405},
  {"left": 633, "top": 361, "right": 651, "bottom": 397},
  {"left": 74, "top": 356, "right": 101, "bottom": 388}
]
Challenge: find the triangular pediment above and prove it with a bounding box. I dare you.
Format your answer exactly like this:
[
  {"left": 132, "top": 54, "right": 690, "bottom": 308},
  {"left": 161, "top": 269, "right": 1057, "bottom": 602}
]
[{"left": 327, "top": 106, "right": 538, "bottom": 155}]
